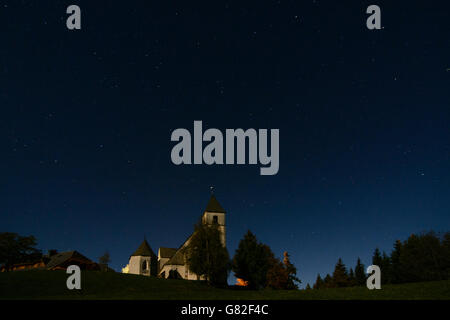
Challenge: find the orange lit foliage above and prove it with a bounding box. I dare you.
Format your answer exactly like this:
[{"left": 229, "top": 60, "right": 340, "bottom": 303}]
[{"left": 236, "top": 278, "right": 248, "bottom": 286}]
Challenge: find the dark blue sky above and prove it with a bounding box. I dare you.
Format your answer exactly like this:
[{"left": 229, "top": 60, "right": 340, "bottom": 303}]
[{"left": 1, "top": 1, "right": 449, "bottom": 288}]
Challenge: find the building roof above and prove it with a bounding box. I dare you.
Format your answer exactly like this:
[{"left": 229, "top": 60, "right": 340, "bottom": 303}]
[
  {"left": 160, "top": 234, "right": 194, "bottom": 268},
  {"left": 205, "top": 195, "right": 226, "bottom": 213},
  {"left": 46, "top": 251, "right": 95, "bottom": 269},
  {"left": 159, "top": 247, "right": 177, "bottom": 259},
  {"left": 164, "top": 248, "right": 186, "bottom": 266},
  {"left": 131, "top": 239, "right": 156, "bottom": 257}
]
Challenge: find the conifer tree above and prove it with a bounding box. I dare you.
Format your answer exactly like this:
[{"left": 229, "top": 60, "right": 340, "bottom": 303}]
[
  {"left": 282, "top": 252, "right": 301, "bottom": 289},
  {"left": 305, "top": 283, "right": 311, "bottom": 290},
  {"left": 313, "top": 274, "right": 323, "bottom": 289},
  {"left": 313, "top": 274, "right": 324, "bottom": 289},
  {"left": 232, "top": 231, "right": 274, "bottom": 289},
  {"left": 323, "top": 274, "right": 333, "bottom": 288},
  {"left": 390, "top": 240, "right": 403, "bottom": 283},
  {"left": 381, "top": 251, "right": 391, "bottom": 284},
  {"left": 372, "top": 248, "right": 383, "bottom": 266},
  {"left": 332, "top": 258, "right": 349, "bottom": 287},
  {"left": 266, "top": 255, "right": 289, "bottom": 289},
  {"left": 354, "top": 257, "right": 366, "bottom": 286},
  {"left": 348, "top": 268, "right": 356, "bottom": 286}
]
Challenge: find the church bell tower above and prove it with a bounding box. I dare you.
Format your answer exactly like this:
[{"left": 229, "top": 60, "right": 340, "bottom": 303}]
[{"left": 201, "top": 193, "right": 226, "bottom": 247}]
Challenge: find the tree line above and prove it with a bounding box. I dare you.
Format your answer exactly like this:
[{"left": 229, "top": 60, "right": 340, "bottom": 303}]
[
  {"left": 310, "top": 231, "right": 450, "bottom": 289},
  {"left": 4, "top": 229, "right": 448, "bottom": 290}
]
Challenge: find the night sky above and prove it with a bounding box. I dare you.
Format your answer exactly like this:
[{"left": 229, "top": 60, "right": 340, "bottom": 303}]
[{"left": 1, "top": 1, "right": 449, "bottom": 288}]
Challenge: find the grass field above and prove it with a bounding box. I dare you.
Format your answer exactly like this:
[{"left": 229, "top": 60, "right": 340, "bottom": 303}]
[{"left": 0, "top": 270, "right": 449, "bottom": 300}]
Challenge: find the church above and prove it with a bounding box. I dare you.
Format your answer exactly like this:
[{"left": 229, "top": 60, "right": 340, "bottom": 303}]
[{"left": 125, "top": 194, "right": 226, "bottom": 280}]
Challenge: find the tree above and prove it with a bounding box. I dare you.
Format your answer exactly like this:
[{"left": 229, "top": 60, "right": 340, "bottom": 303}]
[
  {"left": 323, "top": 274, "right": 333, "bottom": 288},
  {"left": 0, "top": 232, "right": 41, "bottom": 271},
  {"left": 390, "top": 240, "right": 403, "bottom": 283},
  {"left": 380, "top": 251, "right": 391, "bottom": 284},
  {"left": 99, "top": 251, "right": 111, "bottom": 272},
  {"left": 372, "top": 248, "right": 382, "bottom": 266},
  {"left": 185, "top": 222, "right": 231, "bottom": 286},
  {"left": 305, "top": 283, "right": 311, "bottom": 290},
  {"left": 313, "top": 274, "right": 324, "bottom": 289},
  {"left": 232, "top": 230, "right": 274, "bottom": 289},
  {"left": 354, "top": 257, "right": 366, "bottom": 286},
  {"left": 332, "top": 258, "right": 349, "bottom": 287},
  {"left": 398, "top": 231, "right": 445, "bottom": 283},
  {"left": 283, "top": 252, "right": 301, "bottom": 289},
  {"left": 348, "top": 268, "right": 356, "bottom": 286},
  {"left": 442, "top": 232, "right": 450, "bottom": 279},
  {"left": 266, "top": 251, "right": 301, "bottom": 290},
  {"left": 266, "top": 255, "right": 289, "bottom": 289}
]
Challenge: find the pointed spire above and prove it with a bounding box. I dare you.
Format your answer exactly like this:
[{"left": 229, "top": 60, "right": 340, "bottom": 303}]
[
  {"left": 205, "top": 194, "right": 226, "bottom": 213},
  {"left": 131, "top": 239, "right": 156, "bottom": 257}
]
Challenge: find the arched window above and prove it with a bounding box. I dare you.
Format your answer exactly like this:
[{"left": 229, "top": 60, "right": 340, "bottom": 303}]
[
  {"left": 213, "top": 215, "right": 218, "bottom": 224},
  {"left": 142, "top": 260, "right": 147, "bottom": 271}
]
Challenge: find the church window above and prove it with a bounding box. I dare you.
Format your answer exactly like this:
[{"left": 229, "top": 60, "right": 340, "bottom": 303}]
[
  {"left": 213, "top": 215, "right": 218, "bottom": 224},
  {"left": 142, "top": 261, "right": 147, "bottom": 271}
]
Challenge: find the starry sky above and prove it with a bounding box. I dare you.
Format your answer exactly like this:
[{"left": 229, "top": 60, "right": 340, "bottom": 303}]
[{"left": 1, "top": 1, "right": 449, "bottom": 288}]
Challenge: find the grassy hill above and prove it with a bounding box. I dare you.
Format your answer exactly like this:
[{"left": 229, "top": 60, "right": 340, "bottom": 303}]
[{"left": 0, "top": 270, "right": 449, "bottom": 300}]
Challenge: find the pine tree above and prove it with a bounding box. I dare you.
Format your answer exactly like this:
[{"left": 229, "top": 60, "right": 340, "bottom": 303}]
[
  {"left": 266, "top": 255, "right": 289, "bottom": 289},
  {"left": 354, "top": 257, "right": 366, "bottom": 286},
  {"left": 323, "top": 274, "right": 333, "bottom": 288},
  {"left": 372, "top": 248, "right": 383, "bottom": 266},
  {"left": 332, "top": 258, "right": 349, "bottom": 287},
  {"left": 381, "top": 251, "right": 391, "bottom": 284},
  {"left": 313, "top": 274, "right": 324, "bottom": 289},
  {"left": 282, "top": 252, "right": 301, "bottom": 289},
  {"left": 232, "top": 231, "right": 275, "bottom": 289},
  {"left": 305, "top": 283, "right": 311, "bottom": 290},
  {"left": 348, "top": 268, "right": 356, "bottom": 286},
  {"left": 390, "top": 240, "right": 403, "bottom": 283}
]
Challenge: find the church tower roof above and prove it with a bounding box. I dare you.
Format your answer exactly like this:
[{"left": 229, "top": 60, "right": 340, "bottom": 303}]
[
  {"left": 131, "top": 239, "right": 156, "bottom": 257},
  {"left": 205, "top": 194, "right": 226, "bottom": 213}
]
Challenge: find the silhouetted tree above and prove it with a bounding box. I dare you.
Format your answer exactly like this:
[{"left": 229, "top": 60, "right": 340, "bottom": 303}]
[
  {"left": 380, "top": 251, "right": 391, "bottom": 284},
  {"left": 283, "top": 252, "right": 301, "bottom": 289},
  {"left": 313, "top": 274, "right": 324, "bottom": 289},
  {"left": 372, "top": 248, "right": 382, "bottom": 267},
  {"left": 398, "top": 232, "right": 445, "bottom": 283},
  {"left": 266, "top": 251, "right": 302, "bottom": 290},
  {"left": 390, "top": 240, "right": 403, "bottom": 283},
  {"left": 232, "top": 231, "right": 273, "bottom": 289},
  {"left": 305, "top": 283, "right": 312, "bottom": 290},
  {"left": 332, "top": 258, "right": 349, "bottom": 287},
  {"left": 266, "top": 255, "right": 289, "bottom": 289},
  {"left": 99, "top": 251, "right": 111, "bottom": 272},
  {"left": 323, "top": 274, "right": 333, "bottom": 288},
  {"left": 372, "top": 231, "right": 450, "bottom": 284},
  {"left": 348, "top": 268, "right": 356, "bottom": 286},
  {"left": 185, "top": 222, "right": 231, "bottom": 286},
  {"left": 354, "top": 257, "right": 366, "bottom": 286},
  {"left": 0, "top": 232, "right": 41, "bottom": 271}
]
